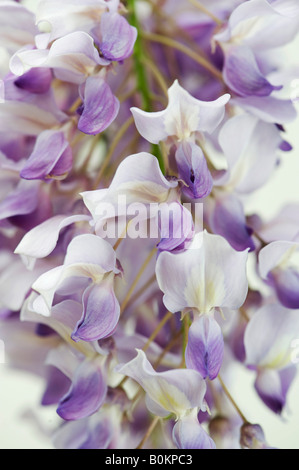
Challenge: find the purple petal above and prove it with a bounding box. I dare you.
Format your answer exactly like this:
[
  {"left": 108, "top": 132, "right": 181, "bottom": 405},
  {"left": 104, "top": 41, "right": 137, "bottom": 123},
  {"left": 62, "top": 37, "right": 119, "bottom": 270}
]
[
  {"left": 218, "top": 114, "right": 282, "bottom": 193},
  {"left": 95, "top": 12, "right": 137, "bottom": 62},
  {"left": 8, "top": 189, "right": 52, "bottom": 231},
  {"left": 71, "top": 282, "right": 120, "bottom": 342},
  {"left": 231, "top": 95, "right": 297, "bottom": 124},
  {"left": 14, "top": 68, "right": 52, "bottom": 94},
  {"left": 173, "top": 414, "right": 216, "bottom": 449},
  {"left": 228, "top": 317, "right": 247, "bottom": 363},
  {"left": 215, "top": 0, "right": 299, "bottom": 50},
  {"left": 209, "top": 192, "right": 255, "bottom": 252},
  {"left": 244, "top": 303, "right": 299, "bottom": 369},
  {"left": 259, "top": 241, "right": 299, "bottom": 308},
  {"left": 240, "top": 423, "right": 269, "bottom": 449},
  {"left": 35, "top": 324, "right": 55, "bottom": 337},
  {"left": 0, "top": 2, "right": 37, "bottom": 51},
  {"left": 157, "top": 202, "right": 194, "bottom": 253},
  {"left": 79, "top": 420, "right": 113, "bottom": 450},
  {"left": 0, "top": 255, "right": 48, "bottom": 312},
  {"left": 280, "top": 365, "right": 297, "bottom": 403},
  {"left": 255, "top": 369, "right": 283, "bottom": 414},
  {"left": 78, "top": 77, "right": 119, "bottom": 135},
  {"left": 271, "top": 268, "right": 299, "bottom": 309},
  {"left": 53, "top": 414, "right": 113, "bottom": 449},
  {"left": 185, "top": 316, "right": 224, "bottom": 380},
  {"left": 259, "top": 240, "right": 295, "bottom": 280},
  {"left": 41, "top": 366, "right": 71, "bottom": 406},
  {"left": 254, "top": 367, "right": 296, "bottom": 415},
  {"left": 224, "top": 46, "right": 282, "bottom": 97},
  {"left": 57, "top": 359, "right": 107, "bottom": 421},
  {"left": 175, "top": 142, "right": 213, "bottom": 200},
  {"left": 280, "top": 140, "right": 293, "bottom": 152},
  {"left": 0, "top": 99, "right": 65, "bottom": 136},
  {"left": 20, "top": 130, "right": 72, "bottom": 181},
  {"left": 0, "top": 180, "right": 39, "bottom": 220}
]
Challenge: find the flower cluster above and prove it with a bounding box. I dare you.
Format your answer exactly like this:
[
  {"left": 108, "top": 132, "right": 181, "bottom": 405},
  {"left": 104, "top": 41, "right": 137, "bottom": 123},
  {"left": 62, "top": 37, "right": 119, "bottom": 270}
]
[{"left": 1, "top": 0, "right": 299, "bottom": 450}]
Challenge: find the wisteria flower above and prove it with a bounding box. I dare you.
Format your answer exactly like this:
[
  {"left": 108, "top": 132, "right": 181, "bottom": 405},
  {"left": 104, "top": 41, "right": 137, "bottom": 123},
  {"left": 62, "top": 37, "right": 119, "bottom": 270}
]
[
  {"left": 156, "top": 231, "right": 248, "bottom": 379},
  {"left": 116, "top": 349, "right": 215, "bottom": 449},
  {"left": 244, "top": 303, "right": 299, "bottom": 413},
  {"left": 31, "top": 234, "right": 121, "bottom": 342},
  {"left": 259, "top": 239, "right": 299, "bottom": 308},
  {"left": 131, "top": 80, "right": 230, "bottom": 199},
  {"left": 214, "top": 0, "right": 299, "bottom": 123}
]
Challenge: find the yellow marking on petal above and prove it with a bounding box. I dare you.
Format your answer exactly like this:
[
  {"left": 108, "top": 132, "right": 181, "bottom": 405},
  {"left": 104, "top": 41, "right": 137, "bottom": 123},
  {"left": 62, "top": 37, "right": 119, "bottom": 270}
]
[
  {"left": 165, "top": 99, "right": 200, "bottom": 142},
  {"left": 114, "top": 181, "right": 175, "bottom": 204},
  {"left": 184, "top": 264, "right": 226, "bottom": 313},
  {"left": 143, "top": 378, "right": 191, "bottom": 419},
  {"left": 277, "top": 246, "right": 299, "bottom": 270},
  {"left": 230, "top": 17, "right": 265, "bottom": 45},
  {"left": 264, "top": 350, "right": 292, "bottom": 370}
]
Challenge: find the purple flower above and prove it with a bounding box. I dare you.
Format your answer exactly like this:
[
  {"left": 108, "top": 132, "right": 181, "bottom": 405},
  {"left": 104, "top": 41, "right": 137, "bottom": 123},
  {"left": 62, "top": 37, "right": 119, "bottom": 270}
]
[
  {"left": 131, "top": 80, "right": 230, "bottom": 144},
  {"left": 20, "top": 130, "right": 73, "bottom": 181},
  {"left": 217, "top": 113, "right": 283, "bottom": 194},
  {"left": 173, "top": 411, "right": 216, "bottom": 449},
  {"left": 77, "top": 77, "right": 119, "bottom": 135},
  {"left": 222, "top": 45, "right": 282, "bottom": 98},
  {"left": 244, "top": 303, "right": 299, "bottom": 413},
  {"left": 156, "top": 231, "right": 248, "bottom": 315},
  {"left": 15, "top": 214, "right": 91, "bottom": 270},
  {"left": 116, "top": 349, "right": 207, "bottom": 419},
  {"left": 35, "top": 0, "right": 119, "bottom": 46},
  {"left": 0, "top": 2, "right": 38, "bottom": 53},
  {"left": 185, "top": 316, "right": 224, "bottom": 380},
  {"left": 57, "top": 357, "right": 107, "bottom": 421},
  {"left": 214, "top": 0, "right": 299, "bottom": 122},
  {"left": 53, "top": 412, "right": 116, "bottom": 449},
  {"left": 10, "top": 32, "right": 105, "bottom": 84},
  {"left": 92, "top": 12, "right": 137, "bottom": 62},
  {"left": 175, "top": 142, "right": 213, "bottom": 199},
  {"left": 207, "top": 191, "right": 255, "bottom": 252},
  {"left": 259, "top": 240, "right": 299, "bottom": 308},
  {"left": 156, "top": 201, "right": 194, "bottom": 254},
  {"left": 240, "top": 423, "right": 272, "bottom": 449},
  {"left": 81, "top": 152, "right": 180, "bottom": 237},
  {"left": 0, "top": 252, "right": 47, "bottom": 313},
  {"left": 14, "top": 68, "right": 52, "bottom": 94},
  {"left": 131, "top": 81, "right": 229, "bottom": 200},
  {"left": 31, "top": 234, "right": 121, "bottom": 342}
]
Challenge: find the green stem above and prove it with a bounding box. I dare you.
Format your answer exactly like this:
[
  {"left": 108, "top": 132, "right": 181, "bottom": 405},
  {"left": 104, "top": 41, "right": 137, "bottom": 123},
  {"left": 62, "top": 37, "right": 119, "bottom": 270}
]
[
  {"left": 127, "top": 0, "right": 166, "bottom": 173},
  {"left": 128, "top": 0, "right": 151, "bottom": 111}
]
